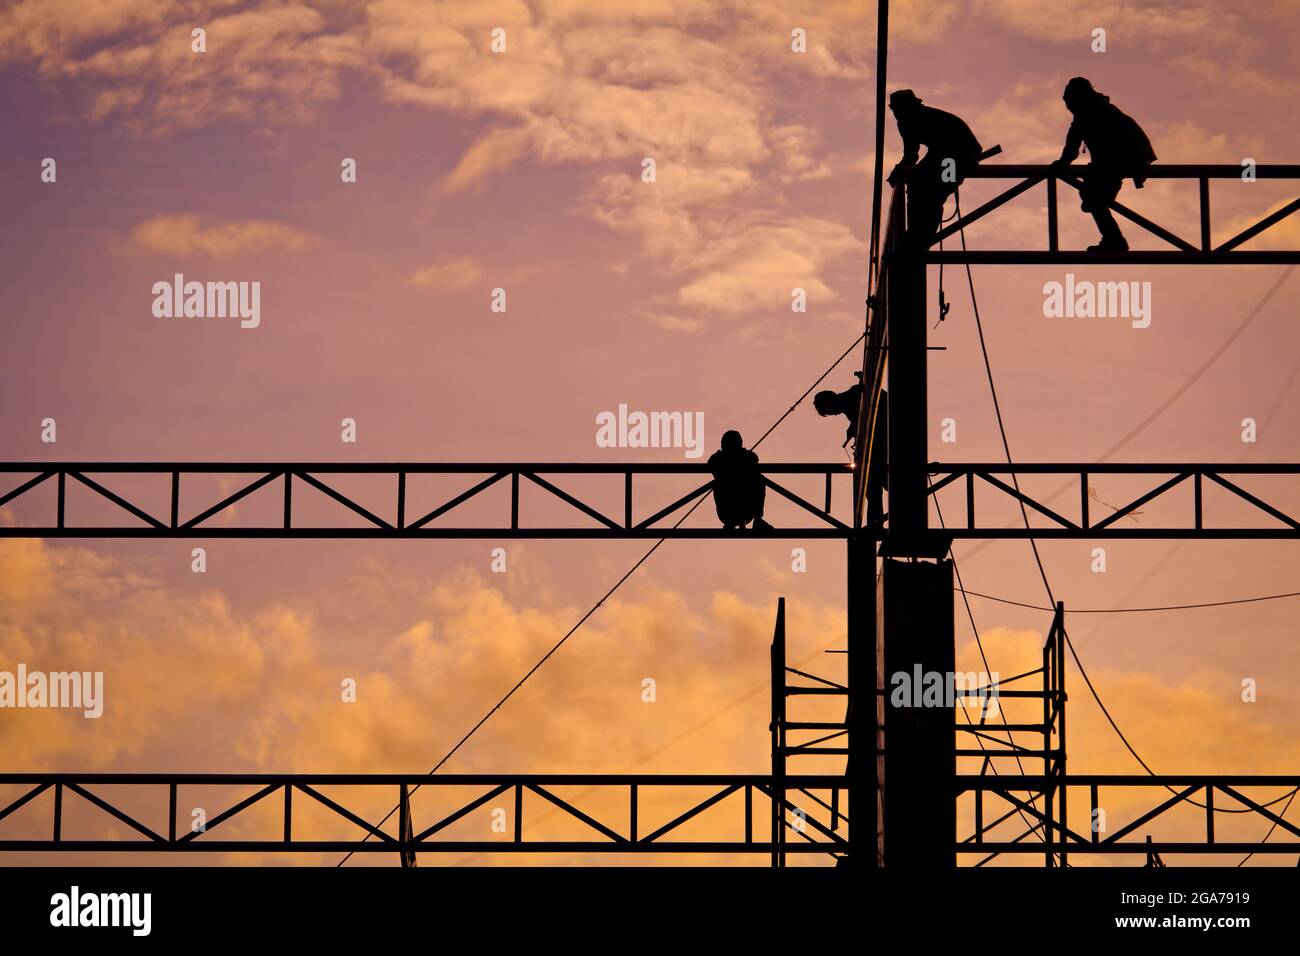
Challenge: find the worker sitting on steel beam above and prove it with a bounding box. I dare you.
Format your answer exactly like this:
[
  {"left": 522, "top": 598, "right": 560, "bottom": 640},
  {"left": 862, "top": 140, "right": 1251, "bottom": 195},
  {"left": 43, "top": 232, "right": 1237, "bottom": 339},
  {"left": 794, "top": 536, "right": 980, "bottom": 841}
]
[
  {"left": 1051, "top": 77, "right": 1157, "bottom": 253},
  {"left": 708, "top": 430, "right": 772, "bottom": 531},
  {"left": 886, "top": 89, "right": 984, "bottom": 248},
  {"left": 815, "top": 376, "right": 889, "bottom": 525}
]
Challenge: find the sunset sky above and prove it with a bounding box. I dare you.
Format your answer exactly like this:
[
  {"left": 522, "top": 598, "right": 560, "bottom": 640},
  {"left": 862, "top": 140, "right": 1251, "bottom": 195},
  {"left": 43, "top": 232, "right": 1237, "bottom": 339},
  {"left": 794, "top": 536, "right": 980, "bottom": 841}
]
[{"left": 2, "top": 0, "right": 1300, "bottom": 866}]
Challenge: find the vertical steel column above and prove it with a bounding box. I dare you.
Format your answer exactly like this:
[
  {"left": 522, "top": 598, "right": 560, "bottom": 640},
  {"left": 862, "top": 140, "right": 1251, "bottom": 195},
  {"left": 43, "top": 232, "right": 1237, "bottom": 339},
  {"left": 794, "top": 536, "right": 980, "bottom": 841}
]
[
  {"left": 847, "top": 532, "right": 877, "bottom": 866},
  {"left": 880, "top": 557, "right": 955, "bottom": 868},
  {"left": 1047, "top": 175, "right": 1059, "bottom": 251},
  {"left": 887, "top": 249, "right": 929, "bottom": 536},
  {"left": 1043, "top": 628, "right": 1054, "bottom": 867},
  {"left": 282, "top": 471, "right": 292, "bottom": 529},
  {"left": 1199, "top": 177, "right": 1211, "bottom": 250},
  {"left": 770, "top": 597, "right": 787, "bottom": 868},
  {"left": 1056, "top": 603, "right": 1069, "bottom": 868},
  {"left": 399, "top": 783, "right": 416, "bottom": 868},
  {"left": 867, "top": 0, "right": 890, "bottom": 284}
]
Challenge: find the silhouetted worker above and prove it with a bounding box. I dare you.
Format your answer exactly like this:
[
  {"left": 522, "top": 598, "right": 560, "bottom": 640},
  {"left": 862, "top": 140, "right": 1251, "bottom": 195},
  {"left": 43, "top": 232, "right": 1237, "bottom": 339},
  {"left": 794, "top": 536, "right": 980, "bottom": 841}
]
[
  {"left": 814, "top": 372, "right": 863, "bottom": 448},
  {"left": 1052, "top": 77, "right": 1157, "bottom": 252},
  {"left": 887, "top": 89, "right": 983, "bottom": 247},
  {"left": 708, "top": 430, "right": 772, "bottom": 530},
  {"left": 815, "top": 376, "right": 888, "bottom": 524}
]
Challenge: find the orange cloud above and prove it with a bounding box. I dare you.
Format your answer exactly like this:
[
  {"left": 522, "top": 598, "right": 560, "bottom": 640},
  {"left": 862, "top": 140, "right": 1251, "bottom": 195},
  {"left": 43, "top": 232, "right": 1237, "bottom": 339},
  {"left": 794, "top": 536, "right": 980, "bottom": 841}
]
[
  {"left": 0, "top": 1, "right": 908, "bottom": 329},
  {"left": 438, "top": 126, "right": 533, "bottom": 194},
  {"left": 410, "top": 255, "right": 484, "bottom": 290},
  {"left": 955, "top": 626, "right": 1300, "bottom": 865},
  {"left": 4, "top": 529, "right": 1299, "bottom": 865},
  {"left": 126, "top": 214, "right": 317, "bottom": 257},
  {"left": 0, "top": 533, "right": 848, "bottom": 864},
  {"left": 674, "top": 217, "right": 860, "bottom": 316}
]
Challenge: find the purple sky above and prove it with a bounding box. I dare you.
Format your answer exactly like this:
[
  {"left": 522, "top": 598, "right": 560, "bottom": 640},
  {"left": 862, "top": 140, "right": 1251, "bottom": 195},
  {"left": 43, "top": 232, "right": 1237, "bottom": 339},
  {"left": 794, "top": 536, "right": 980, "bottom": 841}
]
[{"left": 2, "top": 0, "right": 1299, "bottom": 865}]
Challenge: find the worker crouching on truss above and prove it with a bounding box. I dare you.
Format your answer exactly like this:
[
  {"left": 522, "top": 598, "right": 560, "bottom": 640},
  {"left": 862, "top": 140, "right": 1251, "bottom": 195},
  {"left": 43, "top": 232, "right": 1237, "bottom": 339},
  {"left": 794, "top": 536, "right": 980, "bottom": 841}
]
[{"left": 708, "top": 430, "right": 773, "bottom": 531}]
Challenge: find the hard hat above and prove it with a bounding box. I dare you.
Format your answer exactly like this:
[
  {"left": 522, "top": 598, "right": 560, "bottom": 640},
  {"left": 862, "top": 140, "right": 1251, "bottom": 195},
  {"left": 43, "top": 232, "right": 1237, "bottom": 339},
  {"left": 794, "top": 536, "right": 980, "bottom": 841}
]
[
  {"left": 1064, "top": 77, "right": 1097, "bottom": 98},
  {"left": 889, "top": 89, "right": 923, "bottom": 110}
]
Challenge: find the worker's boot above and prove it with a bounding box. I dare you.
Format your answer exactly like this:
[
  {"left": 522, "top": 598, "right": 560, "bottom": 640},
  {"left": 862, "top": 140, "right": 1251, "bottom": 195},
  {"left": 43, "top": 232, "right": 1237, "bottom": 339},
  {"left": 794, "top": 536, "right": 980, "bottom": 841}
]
[
  {"left": 1087, "top": 236, "right": 1129, "bottom": 253},
  {"left": 1088, "top": 214, "right": 1128, "bottom": 253}
]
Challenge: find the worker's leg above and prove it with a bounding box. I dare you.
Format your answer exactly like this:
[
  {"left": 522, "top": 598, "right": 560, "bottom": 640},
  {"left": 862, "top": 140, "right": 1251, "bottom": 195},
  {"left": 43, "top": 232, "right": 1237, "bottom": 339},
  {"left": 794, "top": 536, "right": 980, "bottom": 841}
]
[
  {"left": 1081, "top": 172, "right": 1126, "bottom": 250},
  {"left": 907, "top": 163, "right": 962, "bottom": 249},
  {"left": 867, "top": 479, "right": 885, "bottom": 527},
  {"left": 906, "top": 182, "right": 944, "bottom": 247},
  {"left": 715, "top": 490, "right": 739, "bottom": 529},
  {"left": 750, "top": 479, "right": 772, "bottom": 530}
]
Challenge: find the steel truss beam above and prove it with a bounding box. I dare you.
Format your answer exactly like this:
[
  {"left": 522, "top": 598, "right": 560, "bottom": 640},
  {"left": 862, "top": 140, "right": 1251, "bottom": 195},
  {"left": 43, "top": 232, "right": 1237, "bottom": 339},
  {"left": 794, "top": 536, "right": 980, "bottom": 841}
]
[
  {"left": 958, "top": 775, "right": 1300, "bottom": 857},
  {"left": 5, "top": 770, "right": 1295, "bottom": 858},
  {"left": 924, "top": 163, "right": 1300, "bottom": 264},
  {"left": 0, "top": 463, "right": 851, "bottom": 539},
  {"left": 0, "top": 773, "right": 848, "bottom": 855},
  {"left": 929, "top": 463, "right": 1300, "bottom": 538},
  {"left": 4, "top": 462, "right": 1299, "bottom": 539}
]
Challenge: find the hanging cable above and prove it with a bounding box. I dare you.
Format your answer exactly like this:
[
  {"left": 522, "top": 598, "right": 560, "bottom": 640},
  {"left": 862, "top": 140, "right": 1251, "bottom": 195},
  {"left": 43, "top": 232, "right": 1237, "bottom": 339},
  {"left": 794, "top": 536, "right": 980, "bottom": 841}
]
[
  {"left": 959, "top": 586, "right": 1300, "bottom": 614},
  {"left": 336, "top": 332, "right": 866, "bottom": 866},
  {"left": 951, "top": 264, "right": 1294, "bottom": 566},
  {"left": 932, "top": 483, "right": 1056, "bottom": 862},
  {"left": 952, "top": 192, "right": 1296, "bottom": 817},
  {"left": 1237, "top": 786, "right": 1300, "bottom": 867}
]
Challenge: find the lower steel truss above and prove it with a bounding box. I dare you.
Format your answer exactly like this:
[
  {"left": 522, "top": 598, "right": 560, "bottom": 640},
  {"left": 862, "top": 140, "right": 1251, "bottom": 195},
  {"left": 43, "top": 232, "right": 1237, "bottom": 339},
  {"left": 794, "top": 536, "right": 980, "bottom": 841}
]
[
  {"left": 0, "top": 773, "right": 849, "bottom": 856},
  {"left": 3, "top": 772, "right": 1296, "bottom": 859},
  {"left": 959, "top": 775, "right": 1300, "bottom": 862}
]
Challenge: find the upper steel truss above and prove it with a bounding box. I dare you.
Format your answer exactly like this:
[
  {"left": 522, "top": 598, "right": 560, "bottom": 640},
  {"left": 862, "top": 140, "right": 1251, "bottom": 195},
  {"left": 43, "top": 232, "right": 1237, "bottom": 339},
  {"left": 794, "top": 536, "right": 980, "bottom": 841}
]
[{"left": 928, "top": 163, "right": 1300, "bottom": 264}]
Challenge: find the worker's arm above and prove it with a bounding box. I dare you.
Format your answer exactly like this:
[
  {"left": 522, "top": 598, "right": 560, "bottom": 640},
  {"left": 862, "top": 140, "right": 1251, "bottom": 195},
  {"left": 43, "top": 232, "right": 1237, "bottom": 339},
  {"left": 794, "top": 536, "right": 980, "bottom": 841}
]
[
  {"left": 899, "top": 134, "right": 920, "bottom": 167},
  {"left": 888, "top": 117, "right": 921, "bottom": 186},
  {"left": 1053, "top": 122, "right": 1082, "bottom": 166},
  {"left": 842, "top": 384, "right": 863, "bottom": 446}
]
